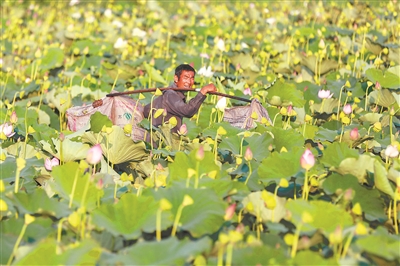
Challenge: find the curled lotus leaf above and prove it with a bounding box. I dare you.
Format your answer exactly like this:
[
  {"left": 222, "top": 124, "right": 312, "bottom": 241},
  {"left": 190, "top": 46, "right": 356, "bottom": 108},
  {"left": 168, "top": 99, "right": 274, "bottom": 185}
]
[
  {"left": 365, "top": 68, "right": 400, "bottom": 89},
  {"left": 40, "top": 138, "right": 91, "bottom": 162},
  {"left": 242, "top": 191, "right": 287, "bottom": 223},
  {"left": 368, "top": 89, "right": 396, "bottom": 108},
  {"left": 359, "top": 113, "right": 382, "bottom": 124},
  {"left": 310, "top": 98, "right": 339, "bottom": 114},
  {"left": 373, "top": 159, "right": 395, "bottom": 199},
  {"left": 300, "top": 54, "right": 338, "bottom": 75},
  {"left": 333, "top": 154, "right": 376, "bottom": 183}
]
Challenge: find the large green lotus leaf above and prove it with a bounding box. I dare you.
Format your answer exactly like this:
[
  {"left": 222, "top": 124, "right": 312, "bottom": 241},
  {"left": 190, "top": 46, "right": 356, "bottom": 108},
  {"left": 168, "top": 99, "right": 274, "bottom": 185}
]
[
  {"left": 13, "top": 238, "right": 101, "bottom": 265},
  {"left": 292, "top": 250, "right": 338, "bottom": 265},
  {"left": 320, "top": 142, "right": 359, "bottom": 168},
  {"left": 51, "top": 162, "right": 98, "bottom": 209},
  {"left": 6, "top": 143, "right": 38, "bottom": 159},
  {"left": 310, "top": 98, "right": 339, "bottom": 114},
  {"left": 373, "top": 159, "right": 395, "bottom": 199},
  {"left": 151, "top": 186, "right": 226, "bottom": 237},
  {"left": 202, "top": 121, "right": 242, "bottom": 139},
  {"left": 270, "top": 127, "right": 305, "bottom": 152},
  {"left": 359, "top": 113, "right": 382, "bottom": 124},
  {"left": 40, "top": 137, "right": 91, "bottom": 162},
  {"left": 365, "top": 68, "right": 400, "bottom": 89},
  {"left": 45, "top": 88, "right": 71, "bottom": 113},
  {"left": 30, "top": 122, "right": 59, "bottom": 145},
  {"left": 285, "top": 200, "right": 353, "bottom": 234},
  {"left": 82, "top": 125, "right": 148, "bottom": 164},
  {"left": 0, "top": 156, "right": 42, "bottom": 184},
  {"left": 70, "top": 39, "right": 103, "bottom": 55},
  {"left": 109, "top": 237, "right": 211, "bottom": 265},
  {"left": 229, "top": 245, "right": 289, "bottom": 265},
  {"left": 356, "top": 233, "right": 400, "bottom": 261},
  {"left": 168, "top": 148, "right": 221, "bottom": 183},
  {"left": 10, "top": 189, "right": 70, "bottom": 218},
  {"left": 39, "top": 47, "right": 64, "bottom": 72},
  {"left": 1, "top": 218, "right": 55, "bottom": 265},
  {"left": 300, "top": 55, "right": 338, "bottom": 75},
  {"left": 198, "top": 177, "right": 249, "bottom": 198},
  {"left": 303, "top": 124, "right": 319, "bottom": 140},
  {"left": 333, "top": 154, "right": 376, "bottom": 183},
  {"left": 368, "top": 89, "right": 396, "bottom": 108},
  {"left": 143, "top": 62, "right": 168, "bottom": 85},
  {"left": 322, "top": 173, "right": 386, "bottom": 220},
  {"left": 89, "top": 112, "right": 113, "bottom": 133},
  {"left": 314, "top": 127, "right": 338, "bottom": 142},
  {"left": 266, "top": 81, "right": 305, "bottom": 107},
  {"left": 242, "top": 191, "right": 287, "bottom": 223},
  {"left": 258, "top": 147, "right": 304, "bottom": 184},
  {"left": 92, "top": 193, "right": 159, "bottom": 239}
]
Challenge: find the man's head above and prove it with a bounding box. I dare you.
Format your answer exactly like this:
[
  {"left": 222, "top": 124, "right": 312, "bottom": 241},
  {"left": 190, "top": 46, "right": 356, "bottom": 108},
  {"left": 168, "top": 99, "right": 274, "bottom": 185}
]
[{"left": 174, "top": 64, "right": 195, "bottom": 89}]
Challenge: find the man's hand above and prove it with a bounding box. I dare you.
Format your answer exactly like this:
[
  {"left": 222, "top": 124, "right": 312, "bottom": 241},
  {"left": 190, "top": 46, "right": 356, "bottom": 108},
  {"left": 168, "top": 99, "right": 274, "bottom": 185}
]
[{"left": 200, "top": 84, "right": 217, "bottom": 95}]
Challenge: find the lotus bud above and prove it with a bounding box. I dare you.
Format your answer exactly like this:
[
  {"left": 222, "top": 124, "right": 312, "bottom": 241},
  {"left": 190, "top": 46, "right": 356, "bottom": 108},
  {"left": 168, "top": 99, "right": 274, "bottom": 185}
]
[
  {"left": 343, "top": 104, "right": 352, "bottom": 115},
  {"left": 243, "top": 88, "right": 252, "bottom": 95},
  {"left": 373, "top": 122, "right": 382, "bottom": 132},
  {"left": 59, "top": 132, "right": 65, "bottom": 142},
  {"left": 300, "top": 149, "right": 315, "bottom": 170},
  {"left": 177, "top": 124, "right": 187, "bottom": 135},
  {"left": 329, "top": 225, "right": 342, "bottom": 244},
  {"left": 10, "top": 111, "right": 17, "bottom": 124},
  {"left": 244, "top": 147, "right": 253, "bottom": 161},
  {"left": 343, "top": 188, "right": 354, "bottom": 201},
  {"left": 86, "top": 144, "right": 103, "bottom": 165},
  {"left": 196, "top": 146, "right": 205, "bottom": 161},
  {"left": 385, "top": 145, "right": 399, "bottom": 158},
  {"left": 389, "top": 107, "right": 395, "bottom": 116},
  {"left": 215, "top": 97, "right": 227, "bottom": 112},
  {"left": 224, "top": 203, "right": 236, "bottom": 221},
  {"left": 96, "top": 178, "right": 104, "bottom": 190},
  {"left": 318, "top": 39, "right": 325, "bottom": 49},
  {"left": 375, "top": 81, "right": 381, "bottom": 90}
]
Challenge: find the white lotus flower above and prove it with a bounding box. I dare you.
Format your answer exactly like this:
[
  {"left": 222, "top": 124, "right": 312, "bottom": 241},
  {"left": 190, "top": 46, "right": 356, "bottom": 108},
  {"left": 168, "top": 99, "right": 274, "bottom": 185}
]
[
  {"left": 112, "top": 20, "right": 124, "bottom": 28},
  {"left": 216, "top": 38, "right": 225, "bottom": 52},
  {"left": 132, "top": 28, "right": 147, "bottom": 38},
  {"left": 69, "top": 0, "right": 79, "bottom": 6},
  {"left": 114, "top": 38, "right": 127, "bottom": 49},
  {"left": 104, "top": 8, "right": 112, "bottom": 18},
  {"left": 385, "top": 145, "right": 399, "bottom": 158},
  {"left": 266, "top": 17, "right": 276, "bottom": 25},
  {"left": 216, "top": 97, "right": 227, "bottom": 111},
  {"left": 71, "top": 12, "right": 81, "bottom": 19},
  {"left": 197, "top": 66, "right": 214, "bottom": 78},
  {"left": 85, "top": 15, "right": 95, "bottom": 24},
  {"left": 241, "top": 42, "right": 249, "bottom": 49}
]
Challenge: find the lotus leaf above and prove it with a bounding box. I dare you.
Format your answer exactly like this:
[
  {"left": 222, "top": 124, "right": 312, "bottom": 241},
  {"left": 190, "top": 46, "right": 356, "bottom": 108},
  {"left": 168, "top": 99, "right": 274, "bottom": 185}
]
[
  {"left": 310, "top": 98, "right": 339, "bottom": 114},
  {"left": 368, "top": 89, "right": 396, "bottom": 108},
  {"left": 300, "top": 55, "right": 339, "bottom": 75},
  {"left": 333, "top": 154, "right": 376, "bottom": 183},
  {"left": 320, "top": 142, "right": 359, "bottom": 168},
  {"left": 242, "top": 191, "right": 287, "bottom": 223},
  {"left": 13, "top": 238, "right": 102, "bottom": 265},
  {"left": 270, "top": 127, "right": 305, "bottom": 152},
  {"left": 258, "top": 147, "right": 304, "bottom": 184},
  {"left": 356, "top": 233, "right": 400, "bottom": 261},
  {"left": 151, "top": 186, "right": 226, "bottom": 237},
  {"left": 286, "top": 200, "right": 353, "bottom": 234},
  {"left": 365, "top": 69, "right": 400, "bottom": 89},
  {"left": 51, "top": 162, "right": 98, "bottom": 209},
  {"left": 39, "top": 47, "right": 64, "bottom": 72},
  {"left": 40, "top": 137, "right": 91, "bottom": 162},
  {"left": 89, "top": 112, "right": 114, "bottom": 133},
  {"left": 143, "top": 62, "right": 168, "bottom": 85},
  {"left": 45, "top": 88, "right": 71, "bottom": 113},
  {"left": 10, "top": 189, "right": 70, "bottom": 218},
  {"left": 292, "top": 250, "right": 338, "bottom": 265},
  {"left": 92, "top": 193, "right": 159, "bottom": 239},
  {"left": 373, "top": 159, "right": 395, "bottom": 199},
  {"left": 266, "top": 81, "right": 305, "bottom": 107},
  {"left": 6, "top": 143, "right": 38, "bottom": 159},
  {"left": 110, "top": 237, "right": 212, "bottom": 265},
  {"left": 82, "top": 125, "right": 148, "bottom": 164},
  {"left": 230, "top": 245, "right": 289, "bottom": 265}
]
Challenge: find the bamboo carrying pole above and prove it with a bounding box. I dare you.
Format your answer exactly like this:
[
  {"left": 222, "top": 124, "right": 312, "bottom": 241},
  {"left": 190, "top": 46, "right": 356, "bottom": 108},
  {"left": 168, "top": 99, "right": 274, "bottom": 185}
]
[{"left": 106, "top": 87, "right": 252, "bottom": 103}]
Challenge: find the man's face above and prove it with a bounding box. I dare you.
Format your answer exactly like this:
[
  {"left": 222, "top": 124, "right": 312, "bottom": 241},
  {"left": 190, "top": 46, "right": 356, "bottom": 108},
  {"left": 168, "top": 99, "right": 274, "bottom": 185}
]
[{"left": 174, "top": 70, "right": 195, "bottom": 89}]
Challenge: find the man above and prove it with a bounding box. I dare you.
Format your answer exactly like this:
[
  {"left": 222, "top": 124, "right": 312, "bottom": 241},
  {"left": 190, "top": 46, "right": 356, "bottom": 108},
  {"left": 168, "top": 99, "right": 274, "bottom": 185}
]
[{"left": 143, "top": 64, "right": 217, "bottom": 133}]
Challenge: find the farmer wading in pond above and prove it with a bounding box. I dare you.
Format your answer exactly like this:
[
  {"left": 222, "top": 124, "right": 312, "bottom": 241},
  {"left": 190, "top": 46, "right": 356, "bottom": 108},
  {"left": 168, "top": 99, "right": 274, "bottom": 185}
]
[{"left": 143, "top": 64, "right": 217, "bottom": 133}]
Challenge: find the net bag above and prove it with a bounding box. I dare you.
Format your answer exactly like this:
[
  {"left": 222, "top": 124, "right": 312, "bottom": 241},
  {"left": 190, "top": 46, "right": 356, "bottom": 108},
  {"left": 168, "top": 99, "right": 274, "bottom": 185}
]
[
  {"left": 66, "top": 93, "right": 146, "bottom": 141},
  {"left": 223, "top": 99, "right": 272, "bottom": 129}
]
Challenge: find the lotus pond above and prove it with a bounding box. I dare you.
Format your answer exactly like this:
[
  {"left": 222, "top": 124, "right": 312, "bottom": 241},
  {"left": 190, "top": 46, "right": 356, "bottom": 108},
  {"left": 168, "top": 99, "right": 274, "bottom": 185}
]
[{"left": 1, "top": 0, "right": 400, "bottom": 265}]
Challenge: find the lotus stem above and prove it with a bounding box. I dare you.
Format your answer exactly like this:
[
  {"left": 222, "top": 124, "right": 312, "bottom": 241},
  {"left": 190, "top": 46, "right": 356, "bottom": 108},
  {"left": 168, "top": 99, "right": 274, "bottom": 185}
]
[
  {"left": 80, "top": 172, "right": 92, "bottom": 208},
  {"left": 244, "top": 161, "right": 252, "bottom": 185},
  {"left": 337, "top": 85, "right": 345, "bottom": 119},
  {"left": 394, "top": 197, "right": 399, "bottom": 234},
  {"left": 7, "top": 222, "right": 28, "bottom": 266},
  {"left": 290, "top": 223, "right": 303, "bottom": 258},
  {"left": 226, "top": 243, "right": 233, "bottom": 266},
  {"left": 217, "top": 244, "right": 224, "bottom": 266},
  {"left": 80, "top": 211, "right": 87, "bottom": 239},
  {"left": 14, "top": 168, "right": 21, "bottom": 194},
  {"left": 389, "top": 114, "right": 393, "bottom": 143},
  {"left": 114, "top": 181, "right": 118, "bottom": 199},
  {"left": 111, "top": 70, "right": 120, "bottom": 91},
  {"left": 57, "top": 217, "right": 67, "bottom": 244},
  {"left": 364, "top": 85, "right": 372, "bottom": 111},
  {"left": 302, "top": 169, "right": 309, "bottom": 200},
  {"left": 272, "top": 112, "right": 280, "bottom": 127},
  {"left": 388, "top": 200, "right": 392, "bottom": 220},
  {"left": 339, "top": 123, "right": 345, "bottom": 143},
  {"left": 171, "top": 204, "right": 185, "bottom": 236},
  {"left": 156, "top": 208, "right": 162, "bottom": 241},
  {"left": 69, "top": 168, "right": 80, "bottom": 208},
  {"left": 194, "top": 161, "right": 200, "bottom": 189},
  {"left": 214, "top": 134, "right": 219, "bottom": 162},
  {"left": 341, "top": 231, "right": 354, "bottom": 259}
]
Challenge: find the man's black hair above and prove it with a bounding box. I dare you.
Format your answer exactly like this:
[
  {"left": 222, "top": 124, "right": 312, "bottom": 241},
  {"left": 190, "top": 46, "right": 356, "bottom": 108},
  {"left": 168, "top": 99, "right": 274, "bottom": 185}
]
[{"left": 175, "top": 64, "right": 196, "bottom": 79}]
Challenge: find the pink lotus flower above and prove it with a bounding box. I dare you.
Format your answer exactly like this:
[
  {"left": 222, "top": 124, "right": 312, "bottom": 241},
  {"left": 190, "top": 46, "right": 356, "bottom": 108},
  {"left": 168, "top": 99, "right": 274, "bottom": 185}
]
[
  {"left": 318, "top": 90, "right": 333, "bottom": 99},
  {"left": 300, "top": 149, "right": 315, "bottom": 170},
  {"left": 350, "top": 127, "right": 359, "bottom": 140},
  {"left": 343, "top": 104, "right": 352, "bottom": 115},
  {"left": 200, "top": 53, "right": 210, "bottom": 59},
  {"left": 86, "top": 144, "right": 103, "bottom": 164},
  {"left": 243, "top": 88, "right": 252, "bottom": 96},
  {"left": 196, "top": 146, "right": 204, "bottom": 161},
  {"left": 177, "top": 124, "right": 187, "bottom": 135},
  {"left": 375, "top": 81, "right": 381, "bottom": 90},
  {"left": 45, "top": 157, "right": 59, "bottom": 171},
  {"left": 0, "top": 123, "right": 15, "bottom": 138}
]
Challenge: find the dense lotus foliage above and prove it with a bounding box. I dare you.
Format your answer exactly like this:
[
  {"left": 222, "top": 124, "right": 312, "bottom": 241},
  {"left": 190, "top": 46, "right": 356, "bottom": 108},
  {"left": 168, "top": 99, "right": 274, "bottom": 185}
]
[{"left": 1, "top": 0, "right": 400, "bottom": 265}]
